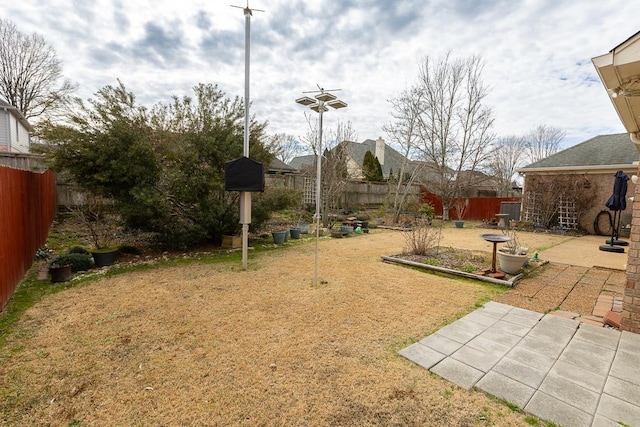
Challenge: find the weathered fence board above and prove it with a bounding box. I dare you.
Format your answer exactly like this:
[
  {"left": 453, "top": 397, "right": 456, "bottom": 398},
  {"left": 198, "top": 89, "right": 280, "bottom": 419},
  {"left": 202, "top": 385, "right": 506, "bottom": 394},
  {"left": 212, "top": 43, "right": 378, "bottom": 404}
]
[
  {"left": 0, "top": 166, "right": 56, "bottom": 311},
  {"left": 422, "top": 189, "right": 521, "bottom": 221}
]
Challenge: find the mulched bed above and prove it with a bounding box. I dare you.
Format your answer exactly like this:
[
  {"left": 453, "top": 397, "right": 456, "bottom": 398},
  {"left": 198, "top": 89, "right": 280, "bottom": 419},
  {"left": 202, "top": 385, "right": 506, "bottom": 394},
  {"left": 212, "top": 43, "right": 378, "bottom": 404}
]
[{"left": 393, "top": 247, "right": 491, "bottom": 273}]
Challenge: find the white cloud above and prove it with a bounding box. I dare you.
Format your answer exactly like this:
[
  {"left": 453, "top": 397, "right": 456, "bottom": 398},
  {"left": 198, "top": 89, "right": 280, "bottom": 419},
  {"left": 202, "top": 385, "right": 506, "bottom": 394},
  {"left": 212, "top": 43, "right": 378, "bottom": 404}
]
[{"left": 4, "top": 0, "right": 638, "bottom": 149}]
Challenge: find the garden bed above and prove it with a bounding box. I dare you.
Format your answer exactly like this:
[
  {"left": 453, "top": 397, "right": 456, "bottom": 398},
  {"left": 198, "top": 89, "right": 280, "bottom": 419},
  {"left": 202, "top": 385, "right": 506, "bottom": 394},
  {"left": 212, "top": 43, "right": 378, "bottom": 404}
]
[{"left": 382, "top": 247, "right": 546, "bottom": 286}]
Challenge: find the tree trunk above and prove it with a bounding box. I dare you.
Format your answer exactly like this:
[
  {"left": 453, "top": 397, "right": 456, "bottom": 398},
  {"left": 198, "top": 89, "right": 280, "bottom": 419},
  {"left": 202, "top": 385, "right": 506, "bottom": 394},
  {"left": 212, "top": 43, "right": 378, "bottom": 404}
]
[{"left": 442, "top": 203, "right": 450, "bottom": 221}]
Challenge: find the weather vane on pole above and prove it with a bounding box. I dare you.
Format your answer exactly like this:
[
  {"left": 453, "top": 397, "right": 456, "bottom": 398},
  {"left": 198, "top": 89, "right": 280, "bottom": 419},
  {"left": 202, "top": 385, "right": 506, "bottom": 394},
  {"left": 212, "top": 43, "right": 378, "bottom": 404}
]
[{"left": 231, "top": 1, "right": 264, "bottom": 271}]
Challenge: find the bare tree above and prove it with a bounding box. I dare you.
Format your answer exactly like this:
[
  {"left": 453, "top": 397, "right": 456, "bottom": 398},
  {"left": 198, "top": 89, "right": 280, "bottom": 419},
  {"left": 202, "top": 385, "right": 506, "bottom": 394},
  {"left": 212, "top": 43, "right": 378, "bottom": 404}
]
[
  {"left": 300, "top": 116, "right": 358, "bottom": 227},
  {"left": 523, "top": 124, "right": 565, "bottom": 164},
  {"left": 383, "top": 86, "right": 424, "bottom": 223},
  {"left": 326, "top": 120, "right": 358, "bottom": 158},
  {"left": 0, "top": 19, "right": 76, "bottom": 120},
  {"left": 321, "top": 120, "right": 358, "bottom": 227},
  {"left": 488, "top": 135, "right": 525, "bottom": 195},
  {"left": 266, "top": 133, "right": 303, "bottom": 164},
  {"left": 413, "top": 53, "right": 495, "bottom": 220},
  {"left": 524, "top": 174, "right": 596, "bottom": 229},
  {"left": 300, "top": 112, "right": 320, "bottom": 156}
]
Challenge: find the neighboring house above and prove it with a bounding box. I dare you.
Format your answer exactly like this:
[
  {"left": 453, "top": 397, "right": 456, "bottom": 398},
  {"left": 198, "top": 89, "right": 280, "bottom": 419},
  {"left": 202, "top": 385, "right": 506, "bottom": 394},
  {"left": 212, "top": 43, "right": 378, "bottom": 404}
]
[
  {"left": 267, "top": 158, "right": 299, "bottom": 175},
  {"left": 264, "top": 157, "right": 303, "bottom": 193},
  {"left": 288, "top": 154, "right": 315, "bottom": 172},
  {"left": 340, "top": 137, "right": 410, "bottom": 180},
  {"left": 0, "top": 100, "right": 32, "bottom": 153},
  {"left": 518, "top": 133, "right": 638, "bottom": 233},
  {"left": 289, "top": 137, "right": 409, "bottom": 181},
  {"left": 289, "top": 137, "right": 508, "bottom": 207}
]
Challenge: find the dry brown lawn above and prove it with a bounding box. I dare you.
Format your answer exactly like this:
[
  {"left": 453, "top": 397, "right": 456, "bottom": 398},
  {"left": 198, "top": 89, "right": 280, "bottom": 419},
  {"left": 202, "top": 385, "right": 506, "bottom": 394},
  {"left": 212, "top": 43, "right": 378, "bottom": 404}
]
[{"left": 0, "top": 228, "right": 569, "bottom": 426}]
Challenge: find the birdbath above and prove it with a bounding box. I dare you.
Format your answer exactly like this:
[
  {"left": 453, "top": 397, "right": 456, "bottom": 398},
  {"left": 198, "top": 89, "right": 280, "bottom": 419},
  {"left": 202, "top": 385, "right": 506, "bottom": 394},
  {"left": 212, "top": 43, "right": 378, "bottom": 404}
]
[{"left": 480, "top": 233, "right": 512, "bottom": 274}]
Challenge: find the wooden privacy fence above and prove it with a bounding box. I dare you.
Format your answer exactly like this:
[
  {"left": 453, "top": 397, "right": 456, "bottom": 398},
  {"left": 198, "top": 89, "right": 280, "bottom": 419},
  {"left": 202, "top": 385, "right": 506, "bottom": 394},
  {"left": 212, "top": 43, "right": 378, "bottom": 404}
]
[
  {"left": 343, "top": 181, "right": 422, "bottom": 207},
  {"left": 422, "top": 189, "right": 521, "bottom": 221},
  {"left": 0, "top": 166, "right": 56, "bottom": 311},
  {"left": 265, "top": 174, "right": 423, "bottom": 208}
]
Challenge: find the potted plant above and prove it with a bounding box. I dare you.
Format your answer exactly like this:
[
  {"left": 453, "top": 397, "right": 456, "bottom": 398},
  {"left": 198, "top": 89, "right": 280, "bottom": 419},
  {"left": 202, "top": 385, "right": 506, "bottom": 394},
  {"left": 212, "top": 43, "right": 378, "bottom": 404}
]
[
  {"left": 289, "top": 226, "right": 302, "bottom": 239},
  {"left": 292, "top": 209, "right": 312, "bottom": 234},
  {"left": 72, "top": 192, "right": 120, "bottom": 267},
  {"left": 49, "top": 257, "right": 73, "bottom": 283},
  {"left": 454, "top": 198, "right": 469, "bottom": 228},
  {"left": 35, "top": 246, "right": 53, "bottom": 263},
  {"left": 272, "top": 230, "right": 288, "bottom": 244},
  {"left": 497, "top": 228, "right": 529, "bottom": 274}
]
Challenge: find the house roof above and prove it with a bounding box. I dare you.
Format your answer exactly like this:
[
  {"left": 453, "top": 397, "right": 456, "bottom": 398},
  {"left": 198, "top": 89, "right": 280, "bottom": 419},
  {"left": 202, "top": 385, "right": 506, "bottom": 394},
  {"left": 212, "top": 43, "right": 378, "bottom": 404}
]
[
  {"left": 341, "top": 138, "right": 409, "bottom": 178},
  {"left": 0, "top": 99, "right": 33, "bottom": 132},
  {"left": 519, "top": 133, "right": 639, "bottom": 172},
  {"left": 289, "top": 154, "right": 315, "bottom": 170},
  {"left": 289, "top": 139, "right": 413, "bottom": 179},
  {"left": 592, "top": 31, "right": 640, "bottom": 138},
  {"left": 268, "top": 158, "right": 299, "bottom": 174}
]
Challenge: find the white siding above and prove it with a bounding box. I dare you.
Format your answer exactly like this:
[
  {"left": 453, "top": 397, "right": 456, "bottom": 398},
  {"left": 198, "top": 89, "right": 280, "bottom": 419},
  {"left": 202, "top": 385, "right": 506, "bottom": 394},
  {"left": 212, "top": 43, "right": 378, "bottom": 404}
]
[
  {"left": 0, "top": 108, "right": 31, "bottom": 153},
  {"left": 13, "top": 116, "right": 30, "bottom": 153},
  {"left": 0, "top": 111, "right": 9, "bottom": 152}
]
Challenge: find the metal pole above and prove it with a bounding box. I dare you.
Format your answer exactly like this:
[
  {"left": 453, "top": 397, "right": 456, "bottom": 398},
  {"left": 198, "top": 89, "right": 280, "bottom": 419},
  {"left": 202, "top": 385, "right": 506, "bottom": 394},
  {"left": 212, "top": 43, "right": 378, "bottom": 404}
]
[
  {"left": 243, "top": 8, "right": 250, "bottom": 157},
  {"left": 241, "top": 7, "right": 251, "bottom": 271},
  {"left": 314, "top": 104, "right": 324, "bottom": 286}
]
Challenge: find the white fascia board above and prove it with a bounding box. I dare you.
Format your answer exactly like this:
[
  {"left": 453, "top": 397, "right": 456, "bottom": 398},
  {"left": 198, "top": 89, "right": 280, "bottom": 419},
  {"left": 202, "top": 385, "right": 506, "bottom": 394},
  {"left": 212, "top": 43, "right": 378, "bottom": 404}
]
[{"left": 518, "top": 164, "right": 637, "bottom": 174}]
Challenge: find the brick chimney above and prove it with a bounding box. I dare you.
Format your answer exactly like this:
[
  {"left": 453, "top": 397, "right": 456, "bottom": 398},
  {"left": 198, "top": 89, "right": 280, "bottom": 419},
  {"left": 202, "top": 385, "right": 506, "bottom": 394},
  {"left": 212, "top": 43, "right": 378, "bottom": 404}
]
[{"left": 375, "top": 137, "right": 385, "bottom": 166}]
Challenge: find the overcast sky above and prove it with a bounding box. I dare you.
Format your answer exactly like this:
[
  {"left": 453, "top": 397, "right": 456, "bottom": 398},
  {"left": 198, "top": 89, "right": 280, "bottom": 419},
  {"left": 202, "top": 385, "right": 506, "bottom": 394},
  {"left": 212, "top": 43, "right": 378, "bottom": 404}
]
[{"left": 4, "top": 1, "right": 639, "bottom": 149}]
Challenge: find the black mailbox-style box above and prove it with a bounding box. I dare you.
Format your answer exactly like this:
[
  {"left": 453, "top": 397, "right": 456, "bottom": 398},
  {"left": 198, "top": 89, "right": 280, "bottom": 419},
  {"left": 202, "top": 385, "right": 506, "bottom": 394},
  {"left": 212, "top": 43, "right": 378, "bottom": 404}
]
[{"left": 224, "top": 156, "right": 265, "bottom": 192}]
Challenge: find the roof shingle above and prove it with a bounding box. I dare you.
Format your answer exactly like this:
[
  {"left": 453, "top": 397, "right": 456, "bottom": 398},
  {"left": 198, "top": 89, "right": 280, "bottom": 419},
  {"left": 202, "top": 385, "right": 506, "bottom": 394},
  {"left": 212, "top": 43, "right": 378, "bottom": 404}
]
[{"left": 520, "top": 133, "right": 639, "bottom": 170}]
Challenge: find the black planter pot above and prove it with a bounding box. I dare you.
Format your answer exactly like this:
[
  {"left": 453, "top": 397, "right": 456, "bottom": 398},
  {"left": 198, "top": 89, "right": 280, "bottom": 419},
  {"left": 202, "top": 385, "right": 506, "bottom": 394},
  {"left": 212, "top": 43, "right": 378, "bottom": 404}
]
[
  {"left": 92, "top": 249, "right": 118, "bottom": 267},
  {"left": 50, "top": 265, "right": 73, "bottom": 283}
]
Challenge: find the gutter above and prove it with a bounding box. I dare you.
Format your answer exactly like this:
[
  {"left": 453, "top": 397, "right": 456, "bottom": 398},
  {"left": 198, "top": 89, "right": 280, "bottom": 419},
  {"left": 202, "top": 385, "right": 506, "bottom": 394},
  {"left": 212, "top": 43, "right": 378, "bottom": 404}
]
[{"left": 518, "top": 164, "right": 637, "bottom": 174}]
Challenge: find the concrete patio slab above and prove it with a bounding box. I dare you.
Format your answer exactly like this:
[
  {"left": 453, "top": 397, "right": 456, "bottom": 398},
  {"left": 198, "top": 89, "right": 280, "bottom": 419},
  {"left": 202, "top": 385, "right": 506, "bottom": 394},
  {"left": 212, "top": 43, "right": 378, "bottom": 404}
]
[
  {"left": 538, "top": 373, "right": 600, "bottom": 414},
  {"left": 525, "top": 391, "right": 593, "bottom": 427},
  {"left": 604, "top": 376, "right": 640, "bottom": 406},
  {"left": 507, "top": 345, "right": 556, "bottom": 371},
  {"left": 477, "top": 327, "right": 522, "bottom": 347},
  {"left": 516, "top": 335, "right": 566, "bottom": 359},
  {"left": 419, "top": 332, "right": 463, "bottom": 356},
  {"left": 492, "top": 356, "right": 547, "bottom": 388},
  {"left": 475, "top": 370, "right": 535, "bottom": 409},
  {"left": 429, "top": 357, "right": 484, "bottom": 390},
  {"left": 399, "top": 302, "right": 640, "bottom": 427},
  {"left": 398, "top": 342, "right": 445, "bottom": 370},
  {"left": 591, "top": 414, "right": 626, "bottom": 427},
  {"left": 610, "top": 349, "right": 640, "bottom": 386},
  {"left": 574, "top": 323, "right": 621, "bottom": 350},
  {"left": 450, "top": 344, "right": 503, "bottom": 372},
  {"left": 620, "top": 330, "right": 640, "bottom": 353},
  {"left": 596, "top": 394, "right": 640, "bottom": 426},
  {"left": 559, "top": 339, "right": 616, "bottom": 376}
]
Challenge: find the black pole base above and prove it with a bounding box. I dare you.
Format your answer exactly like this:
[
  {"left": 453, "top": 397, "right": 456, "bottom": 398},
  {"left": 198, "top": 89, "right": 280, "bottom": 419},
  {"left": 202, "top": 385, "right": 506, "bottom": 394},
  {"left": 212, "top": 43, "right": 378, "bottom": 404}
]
[
  {"left": 606, "top": 239, "right": 629, "bottom": 246},
  {"left": 599, "top": 244, "right": 625, "bottom": 253}
]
